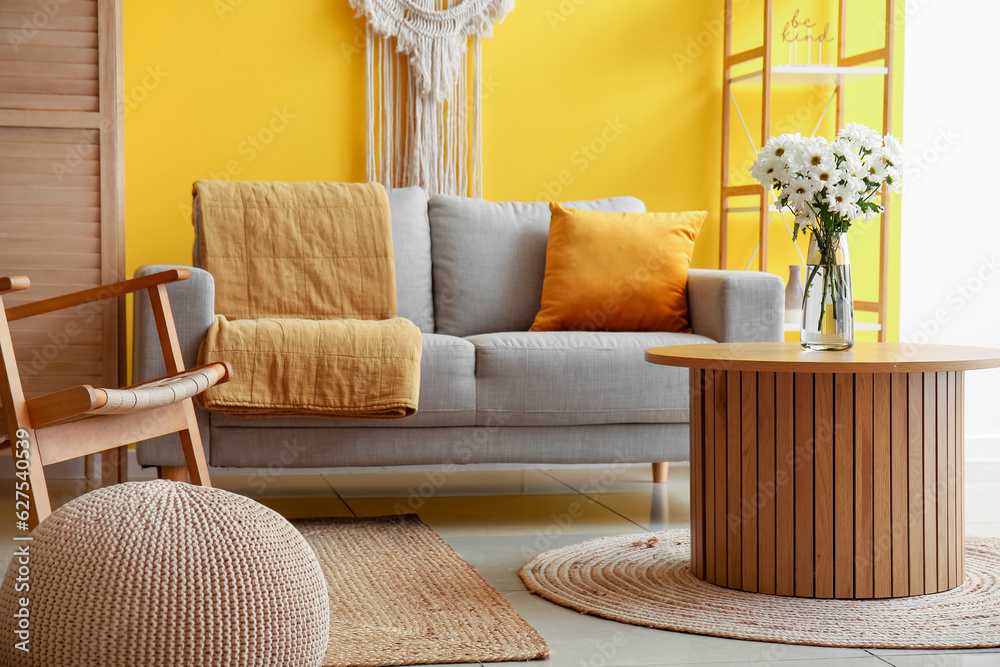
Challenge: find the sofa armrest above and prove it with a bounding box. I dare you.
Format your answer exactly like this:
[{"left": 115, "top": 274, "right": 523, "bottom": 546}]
[
  {"left": 133, "top": 264, "right": 216, "bottom": 379},
  {"left": 133, "top": 264, "right": 216, "bottom": 467},
  {"left": 687, "top": 269, "right": 784, "bottom": 343}
]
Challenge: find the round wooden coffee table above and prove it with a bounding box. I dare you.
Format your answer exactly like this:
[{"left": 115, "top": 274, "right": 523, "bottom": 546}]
[{"left": 645, "top": 342, "right": 1000, "bottom": 599}]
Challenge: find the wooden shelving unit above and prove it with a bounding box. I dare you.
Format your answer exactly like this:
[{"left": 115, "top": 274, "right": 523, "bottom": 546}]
[{"left": 720, "top": 0, "right": 896, "bottom": 341}]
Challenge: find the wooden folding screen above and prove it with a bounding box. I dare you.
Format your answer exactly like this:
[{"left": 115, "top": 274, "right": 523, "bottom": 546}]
[{"left": 0, "top": 0, "right": 125, "bottom": 483}]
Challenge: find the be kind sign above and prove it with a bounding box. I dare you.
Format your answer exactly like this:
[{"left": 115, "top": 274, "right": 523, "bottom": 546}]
[{"left": 782, "top": 9, "right": 834, "bottom": 65}]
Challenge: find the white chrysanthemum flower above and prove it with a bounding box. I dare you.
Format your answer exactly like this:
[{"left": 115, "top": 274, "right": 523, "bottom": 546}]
[
  {"left": 759, "top": 133, "right": 803, "bottom": 164},
  {"left": 838, "top": 154, "right": 864, "bottom": 191},
  {"left": 884, "top": 166, "right": 902, "bottom": 193},
  {"left": 839, "top": 122, "right": 881, "bottom": 151},
  {"left": 771, "top": 133, "right": 804, "bottom": 161},
  {"left": 867, "top": 159, "right": 889, "bottom": 183},
  {"left": 862, "top": 203, "right": 884, "bottom": 221},
  {"left": 799, "top": 137, "right": 832, "bottom": 168},
  {"left": 750, "top": 159, "right": 773, "bottom": 188},
  {"left": 831, "top": 137, "right": 854, "bottom": 159},
  {"left": 784, "top": 176, "right": 820, "bottom": 212},
  {"left": 841, "top": 153, "right": 863, "bottom": 176},
  {"left": 869, "top": 146, "right": 893, "bottom": 168},
  {"left": 844, "top": 176, "right": 865, "bottom": 194},
  {"left": 805, "top": 163, "right": 842, "bottom": 186},
  {"left": 757, "top": 137, "right": 781, "bottom": 163},
  {"left": 825, "top": 185, "right": 861, "bottom": 219},
  {"left": 882, "top": 133, "right": 903, "bottom": 165},
  {"left": 777, "top": 157, "right": 798, "bottom": 184},
  {"left": 750, "top": 156, "right": 785, "bottom": 188}
]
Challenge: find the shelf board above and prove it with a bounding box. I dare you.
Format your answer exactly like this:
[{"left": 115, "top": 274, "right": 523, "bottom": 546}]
[
  {"left": 783, "top": 321, "right": 882, "bottom": 332},
  {"left": 731, "top": 65, "right": 888, "bottom": 86},
  {"left": 727, "top": 205, "right": 782, "bottom": 214}
]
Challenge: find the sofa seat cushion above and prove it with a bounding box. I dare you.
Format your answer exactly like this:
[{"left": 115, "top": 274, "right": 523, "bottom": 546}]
[
  {"left": 211, "top": 334, "right": 475, "bottom": 428},
  {"left": 466, "top": 331, "right": 715, "bottom": 426}
]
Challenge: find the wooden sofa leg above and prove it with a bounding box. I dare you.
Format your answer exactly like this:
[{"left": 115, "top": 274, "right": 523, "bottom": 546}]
[
  {"left": 158, "top": 466, "right": 187, "bottom": 482},
  {"left": 651, "top": 462, "right": 669, "bottom": 483}
]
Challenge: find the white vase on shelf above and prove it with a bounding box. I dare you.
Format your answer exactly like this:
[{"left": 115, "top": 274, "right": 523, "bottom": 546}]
[{"left": 784, "top": 265, "right": 803, "bottom": 324}]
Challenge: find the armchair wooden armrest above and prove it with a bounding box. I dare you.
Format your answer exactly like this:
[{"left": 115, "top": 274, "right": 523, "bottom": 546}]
[
  {"left": 4, "top": 269, "right": 191, "bottom": 321},
  {"left": 0, "top": 277, "right": 30, "bottom": 295}
]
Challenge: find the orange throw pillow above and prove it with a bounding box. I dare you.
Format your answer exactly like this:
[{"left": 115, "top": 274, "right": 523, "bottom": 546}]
[{"left": 530, "top": 203, "right": 706, "bottom": 332}]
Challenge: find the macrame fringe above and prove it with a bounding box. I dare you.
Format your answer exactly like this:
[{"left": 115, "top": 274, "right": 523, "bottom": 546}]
[{"left": 351, "top": 0, "right": 514, "bottom": 197}]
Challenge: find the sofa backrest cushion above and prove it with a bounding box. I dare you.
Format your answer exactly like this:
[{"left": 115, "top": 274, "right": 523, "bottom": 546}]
[
  {"left": 387, "top": 186, "right": 434, "bottom": 333},
  {"left": 428, "top": 195, "right": 646, "bottom": 336}
]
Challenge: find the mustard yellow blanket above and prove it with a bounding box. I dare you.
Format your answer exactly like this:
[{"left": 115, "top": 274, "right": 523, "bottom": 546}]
[{"left": 194, "top": 180, "right": 422, "bottom": 418}]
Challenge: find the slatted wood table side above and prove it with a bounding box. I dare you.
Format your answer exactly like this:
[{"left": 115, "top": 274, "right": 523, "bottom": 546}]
[{"left": 645, "top": 343, "right": 1000, "bottom": 600}]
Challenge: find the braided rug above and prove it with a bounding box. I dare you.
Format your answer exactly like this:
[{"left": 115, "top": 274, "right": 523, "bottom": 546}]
[
  {"left": 296, "top": 514, "right": 549, "bottom": 667},
  {"left": 519, "top": 529, "right": 1000, "bottom": 649}
]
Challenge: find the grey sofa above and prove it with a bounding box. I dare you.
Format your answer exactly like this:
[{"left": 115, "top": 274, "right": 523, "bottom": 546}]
[{"left": 133, "top": 187, "right": 783, "bottom": 474}]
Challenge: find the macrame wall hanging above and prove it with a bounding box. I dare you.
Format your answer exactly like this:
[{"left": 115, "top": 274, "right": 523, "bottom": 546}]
[{"left": 349, "top": 0, "right": 514, "bottom": 197}]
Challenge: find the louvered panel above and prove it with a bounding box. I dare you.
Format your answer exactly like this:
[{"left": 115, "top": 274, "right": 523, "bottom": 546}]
[
  {"left": 10, "top": 330, "right": 102, "bottom": 347},
  {"left": 0, "top": 118, "right": 110, "bottom": 402},
  {"left": 0, "top": 237, "right": 100, "bottom": 254},
  {"left": 15, "top": 375, "right": 104, "bottom": 396},
  {"left": 0, "top": 93, "right": 97, "bottom": 112},
  {"left": 0, "top": 44, "right": 98, "bottom": 64},
  {"left": 0, "top": 188, "right": 100, "bottom": 206},
  {"left": 17, "top": 359, "right": 103, "bottom": 377},
  {"left": 3, "top": 285, "right": 97, "bottom": 305},
  {"left": 1, "top": 0, "right": 124, "bottom": 486},
  {"left": 0, "top": 127, "right": 98, "bottom": 144},
  {"left": 0, "top": 157, "right": 100, "bottom": 175},
  {"left": 1, "top": 267, "right": 102, "bottom": 284},
  {"left": 0, "top": 174, "right": 100, "bottom": 189},
  {"left": 5, "top": 29, "right": 97, "bottom": 48},
  {"left": 4, "top": 307, "right": 106, "bottom": 331},
  {"left": 12, "top": 341, "right": 100, "bottom": 362},
  {"left": 0, "top": 217, "right": 101, "bottom": 234},
  {"left": 2, "top": 1, "right": 97, "bottom": 16},
  {"left": 0, "top": 61, "right": 97, "bottom": 81},
  {"left": 0, "top": 0, "right": 99, "bottom": 114},
  {"left": 0, "top": 252, "right": 101, "bottom": 270},
  {"left": 10, "top": 356, "right": 106, "bottom": 398},
  {"left": 0, "top": 136, "right": 98, "bottom": 156},
  {"left": 0, "top": 77, "right": 98, "bottom": 96},
  {"left": 8, "top": 315, "right": 104, "bottom": 332},
  {"left": 8, "top": 306, "right": 107, "bottom": 398},
  {"left": 0, "top": 15, "right": 97, "bottom": 32}
]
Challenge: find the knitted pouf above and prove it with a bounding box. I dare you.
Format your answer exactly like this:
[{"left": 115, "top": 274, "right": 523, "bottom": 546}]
[{"left": 0, "top": 480, "right": 329, "bottom": 667}]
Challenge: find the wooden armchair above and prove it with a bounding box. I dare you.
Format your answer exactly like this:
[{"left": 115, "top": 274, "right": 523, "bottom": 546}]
[{"left": 0, "top": 269, "right": 232, "bottom": 526}]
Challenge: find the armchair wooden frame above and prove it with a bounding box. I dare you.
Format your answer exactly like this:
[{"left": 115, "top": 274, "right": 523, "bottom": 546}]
[{"left": 0, "top": 269, "right": 230, "bottom": 527}]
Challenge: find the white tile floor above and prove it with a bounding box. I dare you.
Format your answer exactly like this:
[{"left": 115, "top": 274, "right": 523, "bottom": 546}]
[{"left": 5, "top": 460, "right": 1000, "bottom": 666}]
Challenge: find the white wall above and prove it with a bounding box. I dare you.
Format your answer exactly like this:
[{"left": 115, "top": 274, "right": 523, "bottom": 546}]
[{"left": 901, "top": 0, "right": 1000, "bottom": 460}]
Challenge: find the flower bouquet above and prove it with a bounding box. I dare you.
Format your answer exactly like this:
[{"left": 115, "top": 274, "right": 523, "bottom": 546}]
[{"left": 750, "top": 123, "right": 902, "bottom": 350}]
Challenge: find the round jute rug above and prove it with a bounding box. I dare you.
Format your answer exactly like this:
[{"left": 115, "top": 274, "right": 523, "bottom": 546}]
[{"left": 519, "top": 529, "right": 1000, "bottom": 649}]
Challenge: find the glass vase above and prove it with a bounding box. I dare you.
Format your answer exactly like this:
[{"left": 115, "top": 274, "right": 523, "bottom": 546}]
[{"left": 801, "top": 232, "right": 854, "bottom": 351}]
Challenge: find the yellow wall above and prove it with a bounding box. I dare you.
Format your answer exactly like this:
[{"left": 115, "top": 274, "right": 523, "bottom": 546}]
[{"left": 123, "top": 0, "right": 903, "bottom": 359}]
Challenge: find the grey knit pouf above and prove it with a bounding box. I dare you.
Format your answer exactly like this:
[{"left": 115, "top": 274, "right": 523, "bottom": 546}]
[{"left": 0, "top": 480, "right": 329, "bottom": 667}]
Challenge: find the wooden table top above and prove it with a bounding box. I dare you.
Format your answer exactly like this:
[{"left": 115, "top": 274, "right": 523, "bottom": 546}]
[{"left": 645, "top": 342, "right": 1000, "bottom": 373}]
